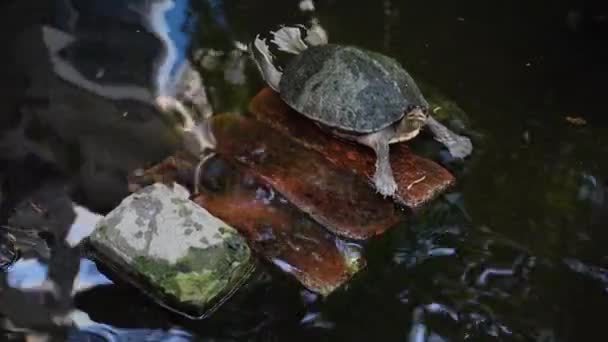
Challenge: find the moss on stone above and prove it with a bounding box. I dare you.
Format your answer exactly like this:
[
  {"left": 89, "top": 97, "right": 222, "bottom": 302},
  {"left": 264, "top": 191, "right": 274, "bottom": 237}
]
[
  {"left": 172, "top": 271, "right": 224, "bottom": 304},
  {"left": 132, "top": 239, "right": 252, "bottom": 305}
]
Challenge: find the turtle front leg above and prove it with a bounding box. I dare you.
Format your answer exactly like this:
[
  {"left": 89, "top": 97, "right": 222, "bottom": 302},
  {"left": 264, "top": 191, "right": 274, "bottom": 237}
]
[
  {"left": 425, "top": 115, "right": 473, "bottom": 159},
  {"left": 358, "top": 128, "right": 398, "bottom": 197}
]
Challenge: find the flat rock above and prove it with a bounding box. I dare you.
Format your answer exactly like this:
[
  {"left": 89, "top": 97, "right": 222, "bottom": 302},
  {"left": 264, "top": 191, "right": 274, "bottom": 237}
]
[
  {"left": 87, "top": 183, "right": 255, "bottom": 319},
  {"left": 130, "top": 155, "right": 364, "bottom": 296},
  {"left": 248, "top": 87, "right": 455, "bottom": 208},
  {"left": 211, "top": 113, "right": 402, "bottom": 240}
]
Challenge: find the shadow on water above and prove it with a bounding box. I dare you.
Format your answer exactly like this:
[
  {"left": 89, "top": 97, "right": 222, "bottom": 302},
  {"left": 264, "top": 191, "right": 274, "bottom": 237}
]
[{"left": 0, "top": 0, "right": 607, "bottom": 341}]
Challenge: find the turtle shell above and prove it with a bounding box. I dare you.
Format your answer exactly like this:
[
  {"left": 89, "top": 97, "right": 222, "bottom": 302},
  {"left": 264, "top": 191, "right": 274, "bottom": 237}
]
[{"left": 279, "top": 44, "right": 428, "bottom": 133}]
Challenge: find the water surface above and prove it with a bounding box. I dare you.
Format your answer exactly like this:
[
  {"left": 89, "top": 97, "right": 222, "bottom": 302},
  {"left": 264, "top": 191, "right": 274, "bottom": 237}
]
[{"left": 1, "top": 0, "right": 607, "bottom": 341}]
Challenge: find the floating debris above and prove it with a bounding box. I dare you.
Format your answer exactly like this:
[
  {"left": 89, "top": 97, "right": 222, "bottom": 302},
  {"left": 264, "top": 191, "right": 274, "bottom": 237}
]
[
  {"left": 87, "top": 183, "right": 255, "bottom": 319},
  {"left": 565, "top": 116, "right": 587, "bottom": 126},
  {"left": 248, "top": 87, "right": 455, "bottom": 208}
]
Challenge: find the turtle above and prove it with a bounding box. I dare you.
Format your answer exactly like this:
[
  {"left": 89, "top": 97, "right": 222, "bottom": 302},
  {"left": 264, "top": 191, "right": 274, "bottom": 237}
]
[{"left": 250, "top": 25, "right": 473, "bottom": 197}]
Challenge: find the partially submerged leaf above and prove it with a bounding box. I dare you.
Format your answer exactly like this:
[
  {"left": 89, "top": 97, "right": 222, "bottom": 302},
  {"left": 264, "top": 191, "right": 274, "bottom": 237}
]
[{"left": 565, "top": 116, "right": 587, "bottom": 126}]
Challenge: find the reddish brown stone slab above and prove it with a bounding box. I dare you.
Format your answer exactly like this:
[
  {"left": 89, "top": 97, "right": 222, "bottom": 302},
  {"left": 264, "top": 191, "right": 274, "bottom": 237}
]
[
  {"left": 248, "top": 87, "right": 455, "bottom": 208},
  {"left": 128, "top": 154, "right": 363, "bottom": 295},
  {"left": 211, "top": 114, "right": 402, "bottom": 240}
]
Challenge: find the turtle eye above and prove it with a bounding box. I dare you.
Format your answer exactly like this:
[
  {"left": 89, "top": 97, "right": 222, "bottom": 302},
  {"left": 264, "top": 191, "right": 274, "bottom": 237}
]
[
  {"left": 407, "top": 105, "right": 427, "bottom": 114},
  {"left": 417, "top": 107, "right": 430, "bottom": 119},
  {"left": 405, "top": 106, "right": 427, "bottom": 119}
]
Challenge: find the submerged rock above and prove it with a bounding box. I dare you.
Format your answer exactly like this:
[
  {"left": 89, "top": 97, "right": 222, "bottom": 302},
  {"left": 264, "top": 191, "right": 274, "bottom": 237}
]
[
  {"left": 193, "top": 157, "right": 364, "bottom": 295},
  {"left": 130, "top": 155, "right": 364, "bottom": 296},
  {"left": 418, "top": 82, "right": 479, "bottom": 139},
  {"left": 87, "top": 183, "right": 255, "bottom": 319},
  {"left": 248, "top": 87, "right": 455, "bottom": 208}
]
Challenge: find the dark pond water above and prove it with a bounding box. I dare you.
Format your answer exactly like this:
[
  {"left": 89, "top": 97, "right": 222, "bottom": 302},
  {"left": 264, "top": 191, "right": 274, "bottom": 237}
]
[{"left": 1, "top": 0, "right": 607, "bottom": 341}]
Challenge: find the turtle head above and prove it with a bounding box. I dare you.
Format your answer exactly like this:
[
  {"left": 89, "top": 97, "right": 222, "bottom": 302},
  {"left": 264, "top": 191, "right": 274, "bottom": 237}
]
[{"left": 394, "top": 107, "right": 428, "bottom": 142}]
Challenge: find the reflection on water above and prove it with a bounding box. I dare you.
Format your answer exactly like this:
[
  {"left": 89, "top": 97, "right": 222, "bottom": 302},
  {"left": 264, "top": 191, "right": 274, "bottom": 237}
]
[
  {"left": 0, "top": 0, "right": 607, "bottom": 341},
  {"left": 7, "top": 258, "right": 112, "bottom": 293},
  {"left": 67, "top": 325, "right": 193, "bottom": 342}
]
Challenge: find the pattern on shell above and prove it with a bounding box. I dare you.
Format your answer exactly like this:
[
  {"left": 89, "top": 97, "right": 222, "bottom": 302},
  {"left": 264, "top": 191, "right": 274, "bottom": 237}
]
[{"left": 279, "top": 45, "right": 426, "bottom": 133}]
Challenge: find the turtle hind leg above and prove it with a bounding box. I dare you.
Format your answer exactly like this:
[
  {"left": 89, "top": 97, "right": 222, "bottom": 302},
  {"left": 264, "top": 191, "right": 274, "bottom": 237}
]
[
  {"left": 249, "top": 36, "right": 283, "bottom": 91},
  {"left": 304, "top": 22, "right": 328, "bottom": 46},
  {"left": 358, "top": 128, "right": 398, "bottom": 197},
  {"left": 296, "top": 0, "right": 328, "bottom": 46},
  {"left": 250, "top": 23, "right": 328, "bottom": 91},
  {"left": 425, "top": 116, "right": 473, "bottom": 159},
  {"left": 271, "top": 26, "right": 310, "bottom": 54},
  {"left": 270, "top": 23, "right": 329, "bottom": 52}
]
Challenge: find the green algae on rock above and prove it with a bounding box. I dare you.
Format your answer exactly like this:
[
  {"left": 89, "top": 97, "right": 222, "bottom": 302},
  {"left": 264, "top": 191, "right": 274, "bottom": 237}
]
[{"left": 87, "top": 183, "right": 255, "bottom": 319}]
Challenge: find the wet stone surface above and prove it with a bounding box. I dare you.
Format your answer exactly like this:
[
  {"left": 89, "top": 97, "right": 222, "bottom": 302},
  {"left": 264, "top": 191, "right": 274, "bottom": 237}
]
[
  {"left": 248, "top": 87, "right": 456, "bottom": 208},
  {"left": 130, "top": 155, "right": 364, "bottom": 296},
  {"left": 87, "top": 183, "right": 255, "bottom": 319},
  {"left": 193, "top": 157, "right": 364, "bottom": 295},
  {"left": 212, "top": 113, "right": 403, "bottom": 240}
]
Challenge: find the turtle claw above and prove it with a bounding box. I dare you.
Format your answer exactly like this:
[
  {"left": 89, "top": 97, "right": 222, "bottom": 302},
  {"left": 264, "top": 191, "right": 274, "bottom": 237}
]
[
  {"left": 446, "top": 135, "right": 473, "bottom": 159},
  {"left": 271, "top": 26, "right": 309, "bottom": 54},
  {"left": 359, "top": 129, "right": 398, "bottom": 197},
  {"left": 270, "top": 24, "right": 328, "bottom": 52},
  {"left": 304, "top": 22, "right": 328, "bottom": 46},
  {"left": 426, "top": 115, "right": 473, "bottom": 159},
  {"left": 373, "top": 171, "right": 398, "bottom": 197},
  {"left": 249, "top": 36, "right": 283, "bottom": 91}
]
